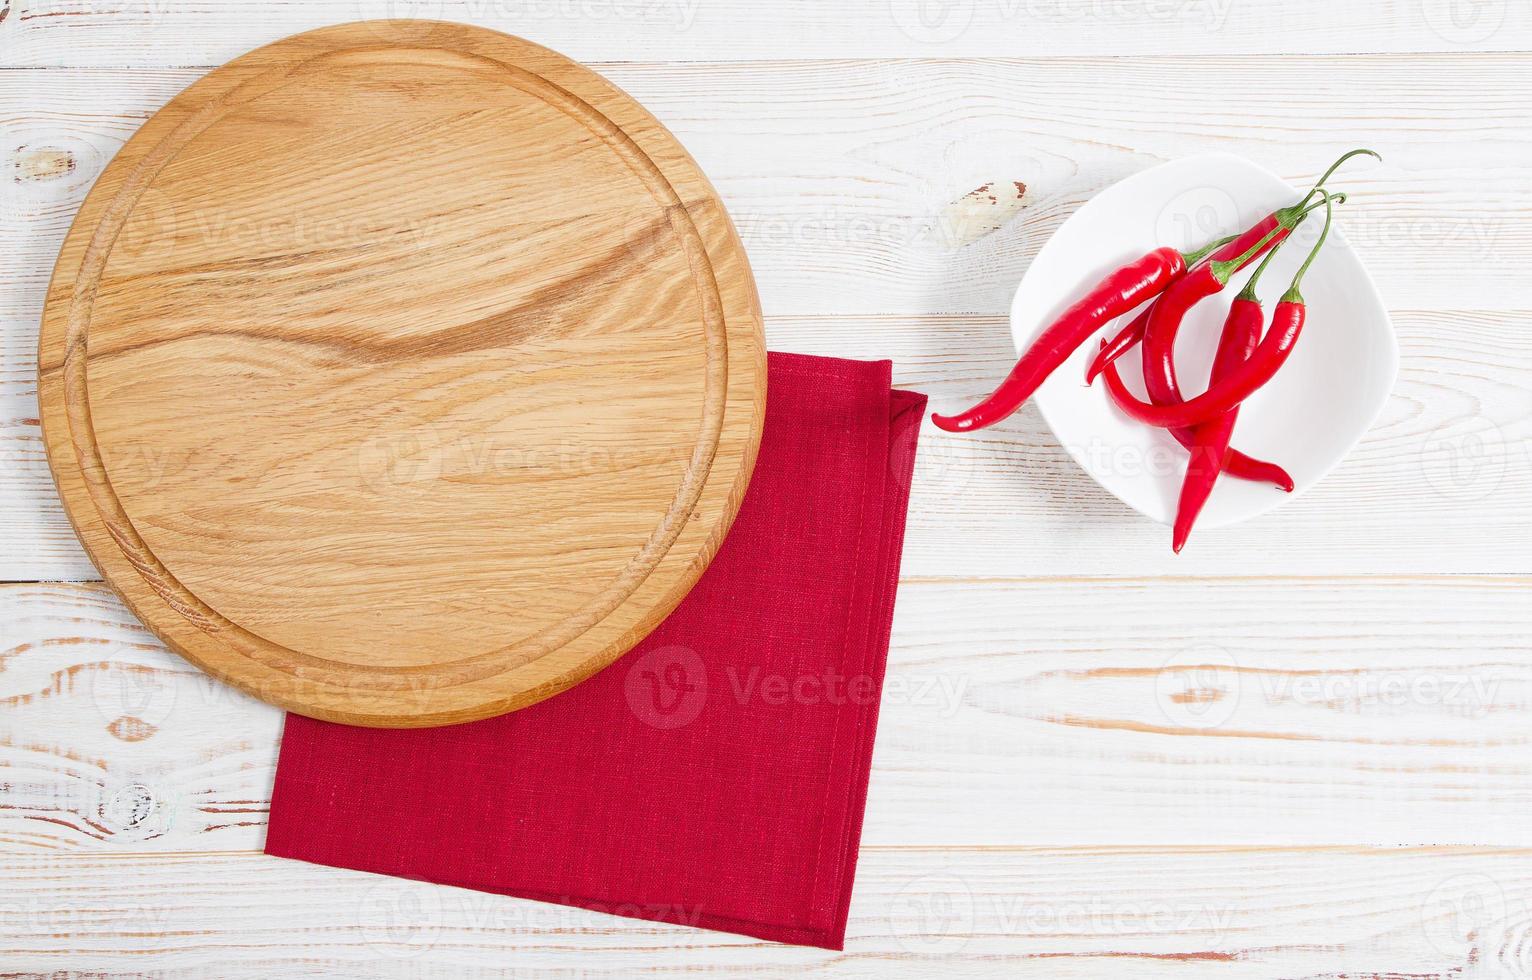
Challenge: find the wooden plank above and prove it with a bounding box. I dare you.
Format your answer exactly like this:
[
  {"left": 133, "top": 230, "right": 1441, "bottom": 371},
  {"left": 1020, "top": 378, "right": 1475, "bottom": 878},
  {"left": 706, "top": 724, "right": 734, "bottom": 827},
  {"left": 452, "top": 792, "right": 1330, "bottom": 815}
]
[
  {"left": 4, "top": 0, "right": 1532, "bottom": 66},
  {"left": 5, "top": 579, "right": 1532, "bottom": 852},
  {"left": 3, "top": 60, "right": 1530, "bottom": 319},
  {"left": 0, "top": 845, "right": 1526, "bottom": 975},
  {"left": 7, "top": 308, "right": 1530, "bottom": 580}
]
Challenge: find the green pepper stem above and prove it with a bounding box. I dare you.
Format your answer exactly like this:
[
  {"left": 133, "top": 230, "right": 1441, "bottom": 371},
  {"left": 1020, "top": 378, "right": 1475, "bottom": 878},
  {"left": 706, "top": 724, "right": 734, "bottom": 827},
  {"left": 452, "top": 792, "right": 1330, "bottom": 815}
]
[
  {"left": 1297, "top": 148, "right": 1380, "bottom": 208},
  {"left": 1209, "top": 191, "right": 1347, "bottom": 287},
  {"left": 1281, "top": 191, "right": 1338, "bottom": 304},
  {"left": 1235, "top": 228, "right": 1290, "bottom": 302},
  {"left": 1274, "top": 149, "right": 1377, "bottom": 227},
  {"left": 1238, "top": 193, "right": 1343, "bottom": 301},
  {"left": 1299, "top": 190, "right": 1344, "bottom": 216},
  {"left": 1183, "top": 233, "right": 1238, "bottom": 267},
  {"left": 1207, "top": 223, "right": 1284, "bottom": 285}
]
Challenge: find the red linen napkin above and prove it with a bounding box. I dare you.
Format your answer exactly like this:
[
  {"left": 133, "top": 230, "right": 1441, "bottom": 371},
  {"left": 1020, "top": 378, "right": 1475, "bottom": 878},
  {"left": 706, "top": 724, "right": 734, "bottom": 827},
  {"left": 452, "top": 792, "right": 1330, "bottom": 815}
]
[{"left": 265, "top": 352, "right": 926, "bottom": 949}]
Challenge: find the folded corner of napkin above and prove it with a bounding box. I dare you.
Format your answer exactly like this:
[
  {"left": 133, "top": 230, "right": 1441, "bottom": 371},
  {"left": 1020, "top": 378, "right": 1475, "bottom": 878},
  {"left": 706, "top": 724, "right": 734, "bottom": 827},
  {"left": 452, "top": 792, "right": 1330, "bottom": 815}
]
[{"left": 266, "top": 352, "right": 928, "bottom": 950}]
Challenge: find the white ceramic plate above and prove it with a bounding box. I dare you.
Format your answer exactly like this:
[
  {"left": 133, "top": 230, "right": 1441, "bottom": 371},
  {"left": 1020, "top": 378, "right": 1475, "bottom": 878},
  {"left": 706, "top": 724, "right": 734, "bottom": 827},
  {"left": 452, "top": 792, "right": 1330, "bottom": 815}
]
[{"left": 1016, "top": 152, "right": 1397, "bottom": 528}]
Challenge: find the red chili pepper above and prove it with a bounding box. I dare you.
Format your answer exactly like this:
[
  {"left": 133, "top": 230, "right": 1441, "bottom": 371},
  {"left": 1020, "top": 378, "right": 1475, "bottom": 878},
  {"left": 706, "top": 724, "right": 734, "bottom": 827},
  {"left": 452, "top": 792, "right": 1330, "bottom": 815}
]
[
  {"left": 1087, "top": 302, "right": 1155, "bottom": 384},
  {"left": 1086, "top": 214, "right": 1286, "bottom": 384},
  {"left": 1085, "top": 148, "right": 1377, "bottom": 385},
  {"left": 1171, "top": 234, "right": 1291, "bottom": 552},
  {"left": 1095, "top": 302, "right": 1292, "bottom": 490},
  {"left": 1136, "top": 194, "right": 1342, "bottom": 415},
  {"left": 930, "top": 236, "right": 1232, "bottom": 433},
  {"left": 1101, "top": 192, "right": 1336, "bottom": 430},
  {"left": 1084, "top": 196, "right": 1329, "bottom": 484}
]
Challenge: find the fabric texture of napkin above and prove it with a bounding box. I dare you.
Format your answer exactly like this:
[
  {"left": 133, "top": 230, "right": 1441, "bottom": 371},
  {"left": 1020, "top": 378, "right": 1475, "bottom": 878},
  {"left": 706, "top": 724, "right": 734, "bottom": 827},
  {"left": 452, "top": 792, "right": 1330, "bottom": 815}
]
[{"left": 265, "top": 351, "right": 927, "bottom": 949}]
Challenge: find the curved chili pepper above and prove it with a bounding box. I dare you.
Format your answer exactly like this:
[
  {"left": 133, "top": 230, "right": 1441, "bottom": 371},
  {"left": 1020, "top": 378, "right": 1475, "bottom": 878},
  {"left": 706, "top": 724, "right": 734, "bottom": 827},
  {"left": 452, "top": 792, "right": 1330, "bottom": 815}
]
[
  {"left": 1172, "top": 234, "right": 1292, "bottom": 552},
  {"left": 930, "top": 236, "right": 1231, "bottom": 433},
  {"left": 1127, "top": 220, "right": 1293, "bottom": 416},
  {"left": 1134, "top": 193, "right": 1340, "bottom": 412},
  {"left": 1085, "top": 213, "right": 1286, "bottom": 384},
  {"left": 1095, "top": 302, "right": 1292, "bottom": 489},
  {"left": 1088, "top": 302, "right": 1155, "bottom": 384},
  {"left": 1172, "top": 298, "right": 1265, "bottom": 552},
  {"left": 1101, "top": 192, "right": 1336, "bottom": 430},
  {"left": 1085, "top": 147, "right": 1377, "bottom": 384},
  {"left": 1139, "top": 153, "right": 1377, "bottom": 401},
  {"left": 1096, "top": 192, "right": 1348, "bottom": 486}
]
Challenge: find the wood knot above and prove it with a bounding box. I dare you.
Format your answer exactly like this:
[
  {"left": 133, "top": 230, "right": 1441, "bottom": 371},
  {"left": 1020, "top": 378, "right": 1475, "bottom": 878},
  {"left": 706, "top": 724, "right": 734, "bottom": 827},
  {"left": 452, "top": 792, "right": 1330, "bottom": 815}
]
[
  {"left": 107, "top": 715, "right": 160, "bottom": 742},
  {"left": 13, "top": 145, "right": 78, "bottom": 183},
  {"left": 102, "top": 783, "right": 158, "bottom": 830}
]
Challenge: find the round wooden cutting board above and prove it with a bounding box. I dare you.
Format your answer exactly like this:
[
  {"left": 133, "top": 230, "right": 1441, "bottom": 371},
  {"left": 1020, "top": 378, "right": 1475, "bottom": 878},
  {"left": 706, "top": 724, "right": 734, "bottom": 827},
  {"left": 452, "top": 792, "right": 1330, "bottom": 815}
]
[{"left": 37, "top": 21, "right": 766, "bottom": 728}]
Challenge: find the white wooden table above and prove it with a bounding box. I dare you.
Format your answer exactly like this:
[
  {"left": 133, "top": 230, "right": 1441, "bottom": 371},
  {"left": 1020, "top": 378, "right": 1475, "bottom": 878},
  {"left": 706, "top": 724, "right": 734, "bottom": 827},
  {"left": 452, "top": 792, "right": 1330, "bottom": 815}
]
[{"left": 4, "top": 2, "right": 1531, "bottom": 975}]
